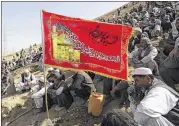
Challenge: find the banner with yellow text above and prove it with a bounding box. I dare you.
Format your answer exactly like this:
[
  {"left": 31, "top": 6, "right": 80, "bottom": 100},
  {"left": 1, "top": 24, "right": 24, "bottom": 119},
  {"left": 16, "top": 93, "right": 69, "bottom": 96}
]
[{"left": 42, "top": 10, "right": 133, "bottom": 80}]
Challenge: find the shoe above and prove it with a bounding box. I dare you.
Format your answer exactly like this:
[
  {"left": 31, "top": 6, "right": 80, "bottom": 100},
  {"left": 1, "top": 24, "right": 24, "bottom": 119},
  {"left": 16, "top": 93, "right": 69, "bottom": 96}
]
[
  {"left": 54, "top": 105, "right": 65, "bottom": 111},
  {"left": 27, "top": 88, "right": 31, "bottom": 91},
  {"left": 34, "top": 108, "right": 43, "bottom": 115},
  {"left": 75, "top": 97, "right": 86, "bottom": 106},
  {"left": 21, "top": 89, "right": 26, "bottom": 93}
]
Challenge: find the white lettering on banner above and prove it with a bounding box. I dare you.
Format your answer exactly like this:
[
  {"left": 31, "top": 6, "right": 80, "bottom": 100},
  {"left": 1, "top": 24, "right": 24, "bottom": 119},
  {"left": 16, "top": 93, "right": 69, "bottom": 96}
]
[{"left": 58, "top": 23, "right": 121, "bottom": 63}]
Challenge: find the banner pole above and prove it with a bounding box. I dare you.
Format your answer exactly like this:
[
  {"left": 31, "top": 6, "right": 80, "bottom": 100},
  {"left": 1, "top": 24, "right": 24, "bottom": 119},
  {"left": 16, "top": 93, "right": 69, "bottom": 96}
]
[
  {"left": 40, "top": 10, "right": 51, "bottom": 124},
  {"left": 43, "top": 66, "right": 49, "bottom": 118}
]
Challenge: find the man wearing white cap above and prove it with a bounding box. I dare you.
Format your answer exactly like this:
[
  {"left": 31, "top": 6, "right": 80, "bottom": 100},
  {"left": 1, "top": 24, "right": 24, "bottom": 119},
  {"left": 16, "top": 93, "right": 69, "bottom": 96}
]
[
  {"left": 132, "top": 19, "right": 138, "bottom": 27},
  {"left": 18, "top": 69, "right": 36, "bottom": 92},
  {"left": 152, "top": 7, "right": 160, "bottom": 17},
  {"left": 129, "top": 67, "right": 179, "bottom": 126},
  {"left": 129, "top": 37, "right": 159, "bottom": 76}
]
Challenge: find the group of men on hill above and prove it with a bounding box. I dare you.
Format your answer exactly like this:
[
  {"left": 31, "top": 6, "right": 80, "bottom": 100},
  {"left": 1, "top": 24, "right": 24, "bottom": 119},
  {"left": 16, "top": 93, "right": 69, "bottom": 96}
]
[{"left": 1, "top": 44, "right": 42, "bottom": 95}]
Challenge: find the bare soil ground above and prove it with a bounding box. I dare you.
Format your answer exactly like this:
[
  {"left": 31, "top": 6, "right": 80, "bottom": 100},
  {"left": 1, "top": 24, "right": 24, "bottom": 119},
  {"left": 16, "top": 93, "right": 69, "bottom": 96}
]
[{"left": 2, "top": 90, "right": 131, "bottom": 126}]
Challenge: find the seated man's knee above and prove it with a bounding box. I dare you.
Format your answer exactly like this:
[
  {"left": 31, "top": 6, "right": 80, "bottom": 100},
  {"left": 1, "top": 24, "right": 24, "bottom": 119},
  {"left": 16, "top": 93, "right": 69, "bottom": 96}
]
[
  {"left": 159, "top": 66, "right": 167, "bottom": 76},
  {"left": 147, "top": 60, "right": 156, "bottom": 71},
  {"left": 31, "top": 85, "right": 40, "bottom": 93}
]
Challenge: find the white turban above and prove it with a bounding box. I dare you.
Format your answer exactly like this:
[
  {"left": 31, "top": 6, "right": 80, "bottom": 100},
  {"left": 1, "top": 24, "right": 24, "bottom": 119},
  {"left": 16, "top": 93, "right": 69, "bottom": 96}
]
[{"left": 24, "top": 69, "right": 30, "bottom": 73}]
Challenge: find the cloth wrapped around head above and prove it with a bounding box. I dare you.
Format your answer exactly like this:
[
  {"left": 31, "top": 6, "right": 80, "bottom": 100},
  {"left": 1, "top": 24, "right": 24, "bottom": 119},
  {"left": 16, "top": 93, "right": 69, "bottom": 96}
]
[
  {"left": 141, "top": 32, "right": 149, "bottom": 38},
  {"left": 134, "top": 27, "right": 142, "bottom": 33},
  {"left": 140, "top": 37, "right": 151, "bottom": 45}
]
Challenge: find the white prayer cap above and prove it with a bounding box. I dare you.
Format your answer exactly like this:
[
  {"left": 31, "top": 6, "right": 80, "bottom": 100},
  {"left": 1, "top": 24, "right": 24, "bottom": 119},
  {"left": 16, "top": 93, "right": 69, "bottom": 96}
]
[
  {"left": 54, "top": 72, "right": 61, "bottom": 79},
  {"left": 165, "top": 6, "right": 172, "bottom": 10},
  {"left": 132, "top": 19, "right": 137, "bottom": 24},
  {"left": 54, "top": 69, "right": 59, "bottom": 73},
  {"left": 24, "top": 69, "right": 30, "bottom": 73},
  {"left": 164, "top": 15, "right": 170, "bottom": 20},
  {"left": 134, "top": 27, "right": 142, "bottom": 33},
  {"left": 39, "top": 77, "right": 44, "bottom": 83},
  {"left": 47, "top": 67, "right": 54, "bottom": 72},
  {"left": 131, "top": 67, "right": 152, "bottom": 77},
  {"left": 141, "top": 32, "right": 149, "bottom": 38}
]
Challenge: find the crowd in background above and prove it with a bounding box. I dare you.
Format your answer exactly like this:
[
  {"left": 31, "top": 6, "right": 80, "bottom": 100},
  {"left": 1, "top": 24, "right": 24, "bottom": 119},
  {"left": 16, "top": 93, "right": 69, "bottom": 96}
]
[
  {"left": 98, "top": 1, "right": 179, "bottom": 89},
  {"left": 98, "top": 1, "right": 179, "bottom": 126},
  {"left": 1, "top": 44, "right": 43, "bottom": 92}
]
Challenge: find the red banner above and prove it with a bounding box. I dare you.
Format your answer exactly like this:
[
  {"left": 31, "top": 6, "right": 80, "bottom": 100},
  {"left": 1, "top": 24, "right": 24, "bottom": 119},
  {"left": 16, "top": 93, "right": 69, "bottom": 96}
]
[{"left": 42, "top": 10, "right": 133, "bottom": 80}]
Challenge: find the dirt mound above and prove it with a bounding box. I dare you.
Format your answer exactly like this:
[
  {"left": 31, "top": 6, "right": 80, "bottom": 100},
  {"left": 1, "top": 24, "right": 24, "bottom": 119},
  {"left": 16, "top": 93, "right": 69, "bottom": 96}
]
[
  {"left": 13, "top": 63, "right": 40, "bottom": 77},
  {"left": 1, "top": 92, "right": 34, "bottom": 124},
  {"left": 52, "top": 106, "right": 102, "bottom": 126}
]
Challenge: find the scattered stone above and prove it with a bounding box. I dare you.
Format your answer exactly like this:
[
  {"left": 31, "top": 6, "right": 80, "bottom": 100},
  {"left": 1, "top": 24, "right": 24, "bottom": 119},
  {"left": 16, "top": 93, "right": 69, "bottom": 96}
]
[{"left": 56, "top": 118, "right": 63, "bottom": 124}]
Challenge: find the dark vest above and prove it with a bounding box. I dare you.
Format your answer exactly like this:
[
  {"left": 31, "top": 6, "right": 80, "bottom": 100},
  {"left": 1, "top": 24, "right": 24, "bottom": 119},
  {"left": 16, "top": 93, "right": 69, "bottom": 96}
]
[{"left": 21, "top": 73, "right": 33, "bottom": 83}]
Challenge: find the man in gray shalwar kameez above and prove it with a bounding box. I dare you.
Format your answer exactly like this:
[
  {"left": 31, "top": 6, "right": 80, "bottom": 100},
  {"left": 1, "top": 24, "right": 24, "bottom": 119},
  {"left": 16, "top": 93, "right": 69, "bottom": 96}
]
[
  {"left": 129, "top": 37, "right": 159, "bottom": 76},
  {"left": 160, "top": 37, "right": 179, "bottom": 92}
]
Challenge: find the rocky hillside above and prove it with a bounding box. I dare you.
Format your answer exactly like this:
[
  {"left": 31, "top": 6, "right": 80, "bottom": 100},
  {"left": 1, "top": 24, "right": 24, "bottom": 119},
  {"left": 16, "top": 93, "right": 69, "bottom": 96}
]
[{"left": 94, "top": 2, "right": 146, "bottom": 21}]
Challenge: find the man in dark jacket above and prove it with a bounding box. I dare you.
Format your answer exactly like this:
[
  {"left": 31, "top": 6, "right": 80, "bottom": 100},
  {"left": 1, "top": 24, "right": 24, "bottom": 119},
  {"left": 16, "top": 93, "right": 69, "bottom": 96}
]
[
  {"left": 46, "top": 72, "right": 73, "bottom": 111},
  {"left": 70, "top": 71, "right": 96, "bottom": 101}
]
